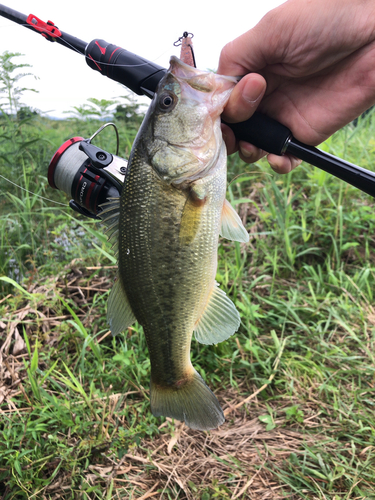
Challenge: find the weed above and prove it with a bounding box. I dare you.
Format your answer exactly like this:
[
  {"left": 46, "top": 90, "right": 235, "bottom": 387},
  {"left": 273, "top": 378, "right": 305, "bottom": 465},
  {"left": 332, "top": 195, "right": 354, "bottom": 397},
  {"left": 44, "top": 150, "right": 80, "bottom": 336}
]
[{"left": 2, "top": 88, "right": 375, "bottom": 498}]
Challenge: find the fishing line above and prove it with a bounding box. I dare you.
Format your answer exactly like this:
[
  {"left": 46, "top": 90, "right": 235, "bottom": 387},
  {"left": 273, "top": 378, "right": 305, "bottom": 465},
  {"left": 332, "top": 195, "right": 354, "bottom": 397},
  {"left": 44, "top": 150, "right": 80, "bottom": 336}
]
[
  {"left": 0, "top": 174, "right": 66, "bottom": 206},
  {"left": 227, "top": 171, "right": 273, "bottom": 188}
]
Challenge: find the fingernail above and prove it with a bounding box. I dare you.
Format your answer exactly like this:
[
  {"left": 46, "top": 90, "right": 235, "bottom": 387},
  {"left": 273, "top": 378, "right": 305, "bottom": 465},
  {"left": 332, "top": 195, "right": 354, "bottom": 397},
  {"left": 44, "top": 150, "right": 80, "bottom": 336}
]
[
  {"left": 240, "top": 145, "right": 254, "bottom": 159},
  {"left": 243, "top": 79, "right": 265, "bottom": 105},
  {"left": 268, "top": 160, "right": 278, "bottom": 171},
  {"left": 291, "top": 158, "right": 303, "bottom": 168}
]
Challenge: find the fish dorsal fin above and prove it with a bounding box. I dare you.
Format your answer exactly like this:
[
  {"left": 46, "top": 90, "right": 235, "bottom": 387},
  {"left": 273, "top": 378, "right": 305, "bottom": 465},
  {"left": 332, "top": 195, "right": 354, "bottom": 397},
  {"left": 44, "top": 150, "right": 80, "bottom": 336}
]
[
  {"left": 99, "top": 197, "right": 121, "bottom": 255},
  {"left": 220, "top": 199, "right": 249, "bottom": 243},
  {"left": 107, "top": 272, "right": 136, "bottom": 336},
  {"left": 194, "top": 282, "right": 240, "bottom": 345}
]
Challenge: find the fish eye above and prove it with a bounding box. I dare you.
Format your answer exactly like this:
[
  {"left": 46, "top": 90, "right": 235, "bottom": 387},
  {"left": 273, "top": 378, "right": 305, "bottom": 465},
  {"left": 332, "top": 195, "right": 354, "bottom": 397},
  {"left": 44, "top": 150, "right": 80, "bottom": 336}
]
[{"left": 158, "top": 92, "right": 176, "bottom": 112}]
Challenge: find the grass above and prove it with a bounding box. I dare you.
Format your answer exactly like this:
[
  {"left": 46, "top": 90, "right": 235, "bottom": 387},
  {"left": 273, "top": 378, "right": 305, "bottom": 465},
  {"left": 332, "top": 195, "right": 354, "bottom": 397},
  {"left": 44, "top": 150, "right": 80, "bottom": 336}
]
[{"left": 1, "top": 109, "right": 375, "bottom": 498}]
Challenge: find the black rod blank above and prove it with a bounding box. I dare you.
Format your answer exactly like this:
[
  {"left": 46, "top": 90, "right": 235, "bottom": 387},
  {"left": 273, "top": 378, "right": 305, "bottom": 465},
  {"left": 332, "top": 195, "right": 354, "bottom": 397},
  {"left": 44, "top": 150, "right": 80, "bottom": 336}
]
[{"left": 1, "top": 3, "right": 375, "bottom": 198}]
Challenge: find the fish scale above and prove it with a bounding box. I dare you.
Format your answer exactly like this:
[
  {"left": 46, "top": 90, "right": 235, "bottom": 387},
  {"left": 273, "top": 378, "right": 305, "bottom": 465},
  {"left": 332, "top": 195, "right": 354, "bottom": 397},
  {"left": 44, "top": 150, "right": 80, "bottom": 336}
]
[
  {"left": 101, "top": 56, "right": 249, "bottom": 430},
  {"left": 120, "top": 156, "right": 220, "bottom": 380}
]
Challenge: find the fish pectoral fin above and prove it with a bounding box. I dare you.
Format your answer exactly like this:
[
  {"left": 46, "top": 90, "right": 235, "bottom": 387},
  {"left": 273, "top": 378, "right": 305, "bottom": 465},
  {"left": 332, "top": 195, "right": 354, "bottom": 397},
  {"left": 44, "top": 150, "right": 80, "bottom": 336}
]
[
  {"left": 194, "top": 282, "right": 240, "bottom": 345},
  {"left": 99, "top": 197, "right": 121, "bottom": 256},
  {"left": 179, "top": 185, "right": 206, "bottom": 245},
  {"left": 107, "top": 272, "right": 136, "bottom": 335},
  {"left": 220, "top": 199, "right": 249, "bottom": 243}
]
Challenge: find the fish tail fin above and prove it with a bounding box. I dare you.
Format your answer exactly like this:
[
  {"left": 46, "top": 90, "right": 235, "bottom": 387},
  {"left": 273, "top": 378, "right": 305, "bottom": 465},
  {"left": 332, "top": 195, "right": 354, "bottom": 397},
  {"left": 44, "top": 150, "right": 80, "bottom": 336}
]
[{"left": 150, "top": 370, "right": 224, "bottom": 431}]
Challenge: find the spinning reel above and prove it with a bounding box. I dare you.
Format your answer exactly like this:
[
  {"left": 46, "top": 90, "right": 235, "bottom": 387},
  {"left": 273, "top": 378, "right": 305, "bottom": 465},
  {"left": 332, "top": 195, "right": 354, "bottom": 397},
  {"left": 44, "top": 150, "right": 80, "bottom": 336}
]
[{"left": 48, "top": 123, "right": 127, "bottom": 219}]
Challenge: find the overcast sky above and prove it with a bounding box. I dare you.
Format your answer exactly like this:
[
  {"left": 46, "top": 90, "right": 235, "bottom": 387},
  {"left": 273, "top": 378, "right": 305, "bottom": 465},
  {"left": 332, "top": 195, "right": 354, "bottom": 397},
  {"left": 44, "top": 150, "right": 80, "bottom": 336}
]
[{"left": 0, "top": 0, "right": 284, "bottom": 117}]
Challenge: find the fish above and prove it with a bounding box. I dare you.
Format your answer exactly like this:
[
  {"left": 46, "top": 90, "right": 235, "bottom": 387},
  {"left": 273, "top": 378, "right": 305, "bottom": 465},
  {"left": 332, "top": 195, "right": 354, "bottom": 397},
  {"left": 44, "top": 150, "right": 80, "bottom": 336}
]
[{"left": 100, "top": 56, "right": 249, "bottom": 431}]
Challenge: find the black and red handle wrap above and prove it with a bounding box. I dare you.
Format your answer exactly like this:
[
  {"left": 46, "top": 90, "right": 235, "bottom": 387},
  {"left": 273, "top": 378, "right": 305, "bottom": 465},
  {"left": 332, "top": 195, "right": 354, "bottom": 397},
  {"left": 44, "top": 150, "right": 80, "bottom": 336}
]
[
  {"left": 2, "top": 2, "right": 375, "bottom": 197},
  {"left": 85, "top": 39, "right": 166, "bottom": 98}
]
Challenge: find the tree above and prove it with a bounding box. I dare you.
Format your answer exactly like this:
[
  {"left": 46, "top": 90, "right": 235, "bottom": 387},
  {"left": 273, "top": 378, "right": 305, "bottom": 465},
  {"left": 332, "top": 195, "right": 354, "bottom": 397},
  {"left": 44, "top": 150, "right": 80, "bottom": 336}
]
[
  {"left": 113, "top": 95, "right": 145, "bottom": 128},
  {"left": 0, "top": 51, "right": 38, "bottom": 116},
  {"left": 16, "top": 106, "right": 39, "bottom": 121},
  {"left": 65, "top": 98, "right": 119, "bottom": 121}
]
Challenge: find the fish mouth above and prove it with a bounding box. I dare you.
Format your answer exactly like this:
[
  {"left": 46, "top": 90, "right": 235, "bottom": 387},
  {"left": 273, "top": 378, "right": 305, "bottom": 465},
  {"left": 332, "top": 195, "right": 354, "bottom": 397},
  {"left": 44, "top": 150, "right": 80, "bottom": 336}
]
[
  {"left": 148, "top": 57, "right": 236, "bottom": 185},
  {"left": 169, "top": 56, "right": 238, "bottom": 87},
  {"left": 168, "top": 56, "right": 237, "bottom": 122}
]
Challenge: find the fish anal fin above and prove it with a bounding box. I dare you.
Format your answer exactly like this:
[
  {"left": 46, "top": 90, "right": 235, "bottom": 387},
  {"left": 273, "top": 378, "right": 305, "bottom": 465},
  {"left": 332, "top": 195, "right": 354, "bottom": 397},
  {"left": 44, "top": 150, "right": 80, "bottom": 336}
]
[
  {"left": 194, "top": 282, "right": 240, "bottom": 345},
  {"left": 179, "top": 185, "right": 207, "bottom": 245},
  {"left": 220, "top": 199, "right": 249, "bottom": 243},
  {"left": 107, "top": 273, "right": 136, "bottom": 336}
]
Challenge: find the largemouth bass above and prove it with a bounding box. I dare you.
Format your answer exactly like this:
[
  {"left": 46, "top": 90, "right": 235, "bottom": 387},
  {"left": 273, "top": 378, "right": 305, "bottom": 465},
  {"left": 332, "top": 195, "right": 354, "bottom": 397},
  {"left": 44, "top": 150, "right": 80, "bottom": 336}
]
[{"left": 101, "top": 57, "right": 248, "bottom": 431}]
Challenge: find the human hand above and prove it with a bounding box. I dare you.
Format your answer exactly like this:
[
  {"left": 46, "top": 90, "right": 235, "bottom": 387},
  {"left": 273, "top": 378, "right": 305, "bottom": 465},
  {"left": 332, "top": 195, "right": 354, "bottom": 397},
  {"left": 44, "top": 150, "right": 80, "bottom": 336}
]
[{"left": 218, "top": 0, "right": 375, "bottom": 173}]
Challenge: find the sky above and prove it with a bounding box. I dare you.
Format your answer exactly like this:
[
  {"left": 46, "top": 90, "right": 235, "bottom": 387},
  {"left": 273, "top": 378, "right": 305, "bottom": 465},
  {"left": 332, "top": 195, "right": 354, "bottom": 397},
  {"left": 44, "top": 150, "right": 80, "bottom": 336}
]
[{"left": 0, "top": 0, "right": 285, "bottom": 118}]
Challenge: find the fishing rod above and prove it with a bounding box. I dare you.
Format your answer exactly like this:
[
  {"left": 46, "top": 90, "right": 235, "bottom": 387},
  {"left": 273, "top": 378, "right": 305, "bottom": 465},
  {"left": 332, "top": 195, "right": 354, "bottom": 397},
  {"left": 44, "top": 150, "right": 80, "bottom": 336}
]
[{"left": 1, "top": 3, "right": 375, "bottom": 218}]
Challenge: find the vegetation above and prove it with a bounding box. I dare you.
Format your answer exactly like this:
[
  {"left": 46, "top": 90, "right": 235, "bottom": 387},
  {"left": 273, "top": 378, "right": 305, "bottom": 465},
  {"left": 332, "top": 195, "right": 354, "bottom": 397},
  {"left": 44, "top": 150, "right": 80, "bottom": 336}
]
[{"left": 1, "top": 52, "right": 375, "bottom": 498}]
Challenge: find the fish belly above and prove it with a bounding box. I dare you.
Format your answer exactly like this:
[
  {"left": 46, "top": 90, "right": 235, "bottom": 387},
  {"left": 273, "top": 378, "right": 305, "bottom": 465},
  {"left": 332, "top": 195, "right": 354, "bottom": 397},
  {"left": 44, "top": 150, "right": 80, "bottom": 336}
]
[{"left": 118, "top": 153, "right": 226, "bottom": 430}]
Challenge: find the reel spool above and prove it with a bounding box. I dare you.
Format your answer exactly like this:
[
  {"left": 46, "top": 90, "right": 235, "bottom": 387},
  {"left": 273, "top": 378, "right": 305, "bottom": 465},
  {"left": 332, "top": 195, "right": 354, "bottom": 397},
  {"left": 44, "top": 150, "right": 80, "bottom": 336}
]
[{"left": 48, "top": 123, "right": 127, "bottom": 219}]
